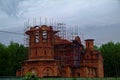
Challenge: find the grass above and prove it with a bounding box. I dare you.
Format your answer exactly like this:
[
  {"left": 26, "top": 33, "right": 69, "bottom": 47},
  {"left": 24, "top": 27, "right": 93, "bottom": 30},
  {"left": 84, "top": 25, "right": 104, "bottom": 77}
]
[
  {"left": 0, "top": 77, "right": 120, "bottom": 80},
  {"left": 37, "top": 78, "right": 120, "bottom": 80}
]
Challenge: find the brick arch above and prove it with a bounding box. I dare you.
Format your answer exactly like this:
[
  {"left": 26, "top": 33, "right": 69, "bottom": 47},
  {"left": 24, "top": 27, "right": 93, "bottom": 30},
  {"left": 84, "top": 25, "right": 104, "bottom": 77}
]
[
  {"left": 42, "top": 67, "right": 54, "bottom": 77},
  {"left": 75, "top": 69, "right": 80, "bottom": 77},
  {"left": 28, "top": 67, "right": 39, "bottom": 76}
]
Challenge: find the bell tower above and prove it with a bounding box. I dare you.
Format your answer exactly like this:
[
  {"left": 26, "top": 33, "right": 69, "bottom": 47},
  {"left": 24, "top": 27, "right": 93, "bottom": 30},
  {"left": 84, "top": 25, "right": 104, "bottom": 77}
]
[
  {"left": 85, "top": 39, "right": 94, "bottom": 51},
  {"left": 25, "top": 25, "right": 55, "bottom": 60}
]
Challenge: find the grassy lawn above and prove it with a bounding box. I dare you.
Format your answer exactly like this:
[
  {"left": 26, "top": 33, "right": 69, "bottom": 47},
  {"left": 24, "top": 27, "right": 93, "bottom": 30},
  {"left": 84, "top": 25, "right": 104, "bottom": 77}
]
[
  {"left": 38, "top": 78, "right": 120, "bottom": 80},
  {"left": 0, "top": 77, "right": 120, "bottom": 80}
]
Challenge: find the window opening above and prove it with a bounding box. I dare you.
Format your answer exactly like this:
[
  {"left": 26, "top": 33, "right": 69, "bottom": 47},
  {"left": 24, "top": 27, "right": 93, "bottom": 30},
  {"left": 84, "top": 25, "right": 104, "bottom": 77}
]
[
  {"left": 88, "top": 43, "right": 90, "bottom": 48},
  {"left": 35, "top": 31, "right": 39, "bottom": 43},
  {"left": 42, "top": 31, "right": 47, "bottom": 42},
  {"left": 44, "top": 50, "right": 46, "bottom": 55}
]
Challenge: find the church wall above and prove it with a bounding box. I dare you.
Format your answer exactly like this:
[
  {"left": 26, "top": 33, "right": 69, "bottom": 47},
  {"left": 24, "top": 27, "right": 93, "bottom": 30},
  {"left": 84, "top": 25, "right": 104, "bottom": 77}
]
[{"left": 16, "top": 25, "right": 104, "bottom": 78}]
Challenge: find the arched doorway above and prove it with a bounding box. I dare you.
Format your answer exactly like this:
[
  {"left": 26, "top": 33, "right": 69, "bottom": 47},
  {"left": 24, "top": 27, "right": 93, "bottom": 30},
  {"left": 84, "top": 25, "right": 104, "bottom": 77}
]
[
  {"left": 42, "top": 67, "right": 53, "bottom": 77},
  {"left": 29, "top": 67, "right": 38, "bottom": 76}
]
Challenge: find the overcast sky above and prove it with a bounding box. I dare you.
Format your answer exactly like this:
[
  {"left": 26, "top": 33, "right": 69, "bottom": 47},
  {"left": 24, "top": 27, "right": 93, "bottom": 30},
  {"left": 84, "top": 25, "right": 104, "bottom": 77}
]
[{"left": 0, "top": 0, "right": 120, "bottom": 46}]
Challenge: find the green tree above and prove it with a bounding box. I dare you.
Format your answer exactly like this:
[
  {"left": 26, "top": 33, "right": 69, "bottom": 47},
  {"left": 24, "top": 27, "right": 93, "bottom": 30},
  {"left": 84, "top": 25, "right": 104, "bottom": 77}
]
[
  {"left": 0, "top": 43, "right": 9, "bottom": 76},
  {"left": 99, "top": 42, "right": 120, "bottom": 77},
  {"left": 0, "top": 42, "right": 27, "bottom": 76},
  {"left": 94, "top": 45, "right": 99, "bottom": 50}
]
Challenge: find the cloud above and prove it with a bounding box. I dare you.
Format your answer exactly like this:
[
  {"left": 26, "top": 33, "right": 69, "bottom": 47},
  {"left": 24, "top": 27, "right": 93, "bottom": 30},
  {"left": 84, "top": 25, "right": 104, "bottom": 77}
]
[
  {"left": 67, "top": 0, "right": 120, "bottom": 27},
  {"left": 0, "top": 0, "right": 120, "bottom": 45},
  {"left": 0, "top": 0, "right": 22, "bottom": 17}
]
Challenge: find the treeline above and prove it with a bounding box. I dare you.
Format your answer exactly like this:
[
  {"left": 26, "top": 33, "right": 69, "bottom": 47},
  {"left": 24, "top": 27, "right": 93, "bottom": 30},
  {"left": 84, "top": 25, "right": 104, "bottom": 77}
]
[
  {"left": 99, "top": 42, "right": 120, "bottom": 77},
  {"left": 0, "top": 41, "right": 120, "bottom": 77},
  {"left": 0, "top": 42, "right": 27, "bottom": 76}
]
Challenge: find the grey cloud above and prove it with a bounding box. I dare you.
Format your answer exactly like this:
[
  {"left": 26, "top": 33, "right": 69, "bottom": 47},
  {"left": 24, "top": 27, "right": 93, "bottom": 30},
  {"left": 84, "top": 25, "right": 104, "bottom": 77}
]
[
  {"left": 0, "top": 0, "right": 24, "bottom": 17},
  {"left": 0, "top": 0, "right": 120, "bottom": 45}
]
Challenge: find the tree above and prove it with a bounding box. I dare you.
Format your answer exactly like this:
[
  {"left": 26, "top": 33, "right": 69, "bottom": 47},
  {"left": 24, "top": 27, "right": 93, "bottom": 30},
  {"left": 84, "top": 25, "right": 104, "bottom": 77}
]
[
  {"left": 0, "top": 43, "right": 9, "bottom": 76},
  {"left": 99, "top": 42, "right": 120, "bottom": 77},
  {"left": 0, "top": 42, "right": 27, "bottom": 76}
]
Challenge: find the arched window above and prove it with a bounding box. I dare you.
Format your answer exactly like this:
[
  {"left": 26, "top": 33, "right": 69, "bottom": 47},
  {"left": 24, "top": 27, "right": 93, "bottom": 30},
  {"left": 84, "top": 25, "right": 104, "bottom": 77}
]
[
  {"left": 42, "top": 31, "right": 47, "bottom": 42},
  {"left": 44, "top": 50, "right": 46, "bottom": 55},
  {"left": 77, "top": 72, "right": 80, "bottom": 77},
  {"left": 86, "top": 55, "right": 89, "bottom": 59},
  {"left": 35, "top": 31, "right": 39, "bottom": 43},
  {"left": 88, "top": 42, "right": 90, "bottom": 48}
]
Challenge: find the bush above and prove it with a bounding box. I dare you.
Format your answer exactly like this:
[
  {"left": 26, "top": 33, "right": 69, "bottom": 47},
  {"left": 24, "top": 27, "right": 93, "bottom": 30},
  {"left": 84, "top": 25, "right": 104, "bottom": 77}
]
[{"left": 22, "top": 72, "right": 38, "bottom": 80}]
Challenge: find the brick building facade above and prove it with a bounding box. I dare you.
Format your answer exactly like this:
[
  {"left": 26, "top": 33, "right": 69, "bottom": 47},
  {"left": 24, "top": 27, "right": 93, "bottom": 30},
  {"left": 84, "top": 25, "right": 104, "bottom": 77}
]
[{"left": 16, "top": 25, "right": 104, "bottom": 78}]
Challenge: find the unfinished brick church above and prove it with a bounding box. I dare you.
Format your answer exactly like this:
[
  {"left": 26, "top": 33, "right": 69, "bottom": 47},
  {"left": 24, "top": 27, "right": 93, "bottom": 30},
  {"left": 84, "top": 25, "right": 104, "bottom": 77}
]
[{"left": 16, "top": 25, "right": 104, "bottom": 78}]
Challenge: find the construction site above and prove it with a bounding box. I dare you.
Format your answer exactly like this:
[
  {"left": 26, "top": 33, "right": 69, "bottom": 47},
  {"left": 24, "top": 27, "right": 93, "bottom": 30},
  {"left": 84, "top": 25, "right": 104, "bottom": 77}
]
[{"left": 16, "top": 23, "right": 104, "bottom": 78}]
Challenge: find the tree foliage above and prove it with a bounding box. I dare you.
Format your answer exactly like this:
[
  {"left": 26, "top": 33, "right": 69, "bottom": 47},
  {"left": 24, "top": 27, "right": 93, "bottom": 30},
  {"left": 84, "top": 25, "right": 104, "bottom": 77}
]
[
  {"left": 0, "top": 42, "right": 27, "bottom": 76},
  {"left": 99, "top": 42, "right": 120, "bottom": 77}
]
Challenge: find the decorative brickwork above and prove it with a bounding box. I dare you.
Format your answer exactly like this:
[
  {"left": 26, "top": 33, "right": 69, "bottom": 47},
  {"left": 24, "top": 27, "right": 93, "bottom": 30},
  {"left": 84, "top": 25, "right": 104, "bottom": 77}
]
[{"left": 16, "top": 25, "right": 104, "bottom": 78}]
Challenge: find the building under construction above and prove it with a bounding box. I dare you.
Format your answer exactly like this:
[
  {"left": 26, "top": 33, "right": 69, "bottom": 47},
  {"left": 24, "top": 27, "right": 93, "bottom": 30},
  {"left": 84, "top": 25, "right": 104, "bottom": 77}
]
[{"left": 16, "top": 25, "right": 104, "bottom": 78}]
